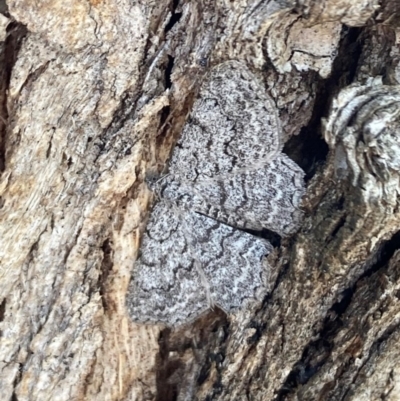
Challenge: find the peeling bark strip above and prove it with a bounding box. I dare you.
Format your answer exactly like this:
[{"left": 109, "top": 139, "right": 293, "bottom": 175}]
[{"left": 0, "top": 0, "right": 399, "bottom": 400}]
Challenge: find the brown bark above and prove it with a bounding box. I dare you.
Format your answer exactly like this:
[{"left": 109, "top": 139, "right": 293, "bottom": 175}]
[{"left": 0, "top": 0, "right": 400, "bottom": 400}]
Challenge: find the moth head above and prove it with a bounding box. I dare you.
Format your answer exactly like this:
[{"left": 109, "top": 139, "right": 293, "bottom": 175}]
[
  {"left": 144, "top": 170, "right": 171, "bottom": 198},
  {"left": 144, "top": 170, "right": 160, "bottom": 190},
  {"left": 144, "top": 170, "right": 162, "bottom": 192}
]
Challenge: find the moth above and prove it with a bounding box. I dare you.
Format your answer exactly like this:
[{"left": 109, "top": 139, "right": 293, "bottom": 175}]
[{"left": 126, "top": 61, "right": 305, "bottom": 326}]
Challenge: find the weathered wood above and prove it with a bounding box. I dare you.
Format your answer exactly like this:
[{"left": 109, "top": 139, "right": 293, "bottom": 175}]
[{"left": 0, "top": 0, "right": 399, "bottom": 400}]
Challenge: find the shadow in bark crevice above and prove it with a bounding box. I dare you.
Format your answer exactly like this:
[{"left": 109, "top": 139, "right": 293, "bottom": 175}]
[
  {"left": 0, "top": 21, "right": 28, "bottom": 172},
  {"left": 359, "top": 230, "right": 400, "bottom": 279},
  {"left": 274, "top": 229, "right": 400, "bottom": 400},
  {"left": 283, "top": 26, "right": 364, "bottom": 183},
  {"left": 283, "top": 127, "right": 329, "bottom": 182},
  {"left": 165, "top": 55, "right": 175, "bottom": 89},
  {"left": 99, "top": 238, "right": 114, "bottom": 311},
  {"left": 164, "top": 0, "right": 182, "bottom": 34},
  {"left": 244, "top": 226, "right": 281, "bottom": 248},
  {"left": 0, "top": 298, "right": 6, "bottom": 327},
  {"left": 11, "top": 363, "right": 22, "bottom": 401}
]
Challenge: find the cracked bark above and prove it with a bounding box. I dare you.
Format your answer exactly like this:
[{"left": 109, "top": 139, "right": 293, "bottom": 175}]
[{"left": 0, "top": 0, "right": 400, "bottom": 400}]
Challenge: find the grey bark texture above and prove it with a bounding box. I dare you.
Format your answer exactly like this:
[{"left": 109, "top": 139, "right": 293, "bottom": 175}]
[{"left": 0, "top": 0, "right": 400, "bottom": 400}]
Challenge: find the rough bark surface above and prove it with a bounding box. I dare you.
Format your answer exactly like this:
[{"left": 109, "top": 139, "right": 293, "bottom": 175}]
[{"left": 0, "top": 0, "right": 399, "bottom": 400}]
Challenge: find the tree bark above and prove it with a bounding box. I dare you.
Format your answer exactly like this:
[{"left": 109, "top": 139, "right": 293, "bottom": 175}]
[{"left": 1, "top": 0, "right": 400, "bottom": 400}]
